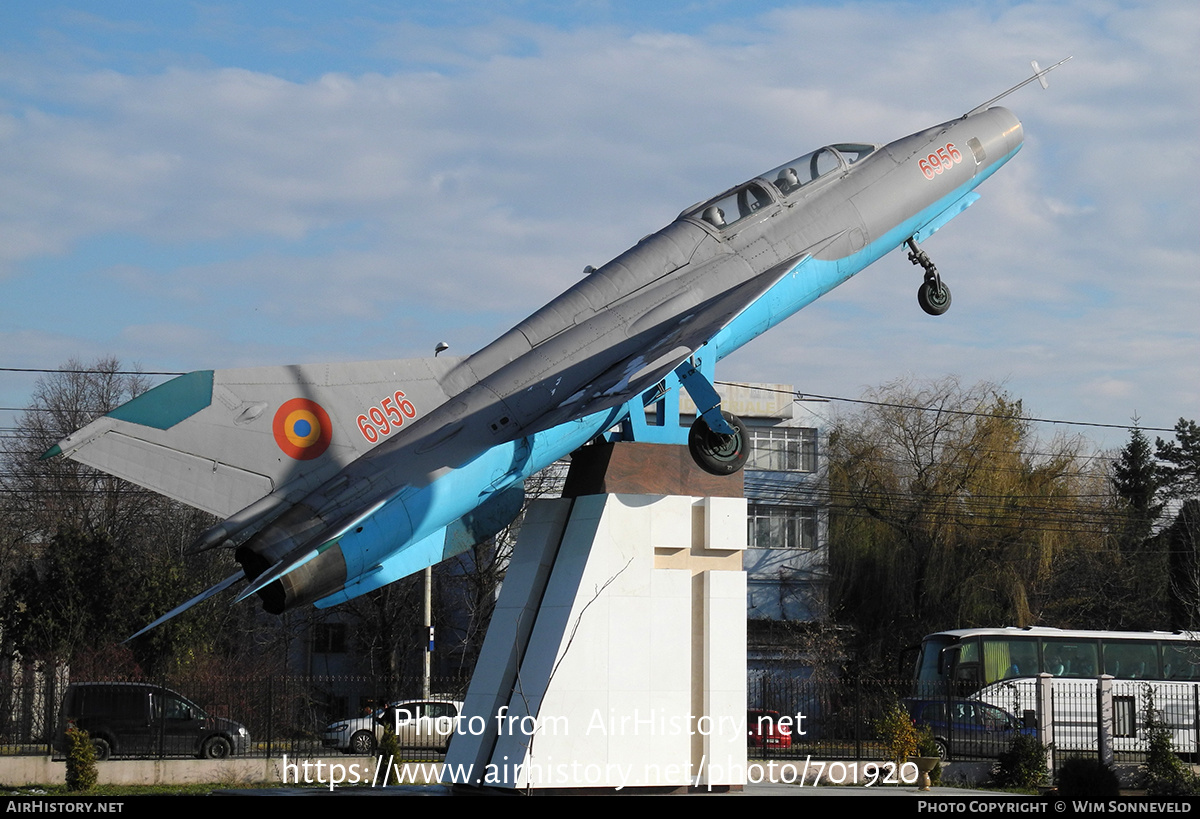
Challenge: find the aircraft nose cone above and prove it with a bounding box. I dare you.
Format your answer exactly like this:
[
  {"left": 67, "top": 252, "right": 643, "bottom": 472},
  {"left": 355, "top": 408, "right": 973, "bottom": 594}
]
[{"left": 987, "top": 106, "right": 1024, "bottom": 157}]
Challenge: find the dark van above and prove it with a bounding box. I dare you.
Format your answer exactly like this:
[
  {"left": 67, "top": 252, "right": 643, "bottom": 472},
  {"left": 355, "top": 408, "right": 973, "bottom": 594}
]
[{"left": 57, "top": 682, "right": 250, "bottom": 760}]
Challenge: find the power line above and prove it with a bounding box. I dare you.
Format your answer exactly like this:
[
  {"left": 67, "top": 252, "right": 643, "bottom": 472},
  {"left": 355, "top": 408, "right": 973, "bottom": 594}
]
[
  {"left": 716, "top": 381, "right": 1180, "bottom": 435},
  {"left": 0, "top": 367, "right": 184, "bottom": 376},
  {"left": 1, "top": 367, "right": 1187, "bottom": 436}
]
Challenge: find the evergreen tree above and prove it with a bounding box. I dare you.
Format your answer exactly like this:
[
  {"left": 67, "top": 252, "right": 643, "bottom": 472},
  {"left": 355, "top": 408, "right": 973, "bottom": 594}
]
[
  {"left": 1157, "top": 419, "right": 1200, "bottom": 501},
  {"left": 1162, "top": 501, "right": 1200, "bottom": 630},
  {"left": 1111, "top": 425, "right": 1164, "bottom": 545},
  {"left": 1108, "top": 425, "right": 1168, "bottom": 628}
]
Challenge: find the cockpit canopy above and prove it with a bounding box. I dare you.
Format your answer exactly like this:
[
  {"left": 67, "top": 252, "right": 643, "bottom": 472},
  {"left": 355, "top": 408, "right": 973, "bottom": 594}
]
[
  {"left": 764, "top": 143, "right": 875, "bottom": 194},
  {"left": 685, "top": 143, "right": 877, "bottom": 230}
]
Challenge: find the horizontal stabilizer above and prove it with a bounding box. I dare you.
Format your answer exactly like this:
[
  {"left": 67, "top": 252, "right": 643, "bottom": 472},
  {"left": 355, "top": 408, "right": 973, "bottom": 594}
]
[{"left": 124, "top": 572, "right": 243, "bottom": 642}]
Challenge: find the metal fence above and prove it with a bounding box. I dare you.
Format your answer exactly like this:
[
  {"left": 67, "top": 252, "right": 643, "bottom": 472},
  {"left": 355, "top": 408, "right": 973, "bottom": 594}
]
[
  {"left": 749, "top": 675, "right": 899, "bottom": 761},
  {"left": 9, "top": 669, "right": 1200, "bottom": 763},
  {"left": 1, "top": 670, "right": 469, "bottom": 761},
  {"left": 746, "top": 676, "right": 1024, "bottom": 761},
  {"left": 1047, "top": 677, "right": 1200, "bottom": 761},
  {"left": 750, "top": 674, "right": 1200, "bottom": 763}
]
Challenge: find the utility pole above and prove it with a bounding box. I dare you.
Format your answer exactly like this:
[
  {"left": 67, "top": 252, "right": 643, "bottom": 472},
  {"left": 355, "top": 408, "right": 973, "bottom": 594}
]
[{"left": 423, "top": 565, "right": 432, "bottom": 699}]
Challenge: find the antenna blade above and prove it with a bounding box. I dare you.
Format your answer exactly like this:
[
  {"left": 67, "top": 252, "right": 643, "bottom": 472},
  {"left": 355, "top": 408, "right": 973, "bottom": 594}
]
[{"left": 1032, "top": 60, "right": 1049, "bottom": 90}]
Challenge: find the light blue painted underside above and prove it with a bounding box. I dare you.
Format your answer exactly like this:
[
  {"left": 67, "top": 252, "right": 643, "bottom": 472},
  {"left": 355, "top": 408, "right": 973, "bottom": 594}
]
[{"left": 711, "top": 145, "right": 1020, "bottom": 362}]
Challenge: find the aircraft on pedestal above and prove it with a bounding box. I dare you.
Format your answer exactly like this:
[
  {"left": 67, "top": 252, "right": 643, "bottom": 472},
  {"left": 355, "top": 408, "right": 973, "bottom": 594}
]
[{"left": 45, "top": 60, "right": 1069, "bottom": 633}]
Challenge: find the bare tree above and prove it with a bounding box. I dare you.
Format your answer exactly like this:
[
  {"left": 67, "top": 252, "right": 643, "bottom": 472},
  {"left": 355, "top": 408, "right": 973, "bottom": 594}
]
[
  {"left": 0, "top": 359, "right": 252, "bottom": 676},
  {"left": 1, "top": 357, "right": 154, "bottom": 545},
  {"left": 440, "top": 461, "right": 568, "bottom": 678}
]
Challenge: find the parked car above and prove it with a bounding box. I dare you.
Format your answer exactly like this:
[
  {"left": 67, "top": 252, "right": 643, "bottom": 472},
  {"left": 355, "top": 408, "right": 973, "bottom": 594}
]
[
  {"left": 746, "top": 708, "right": 793, "bottom": 750},
  {"left": 322, "top": 698, "right": 463, "bottom": 755},
  {"left": 904, "top": 697, "right": 1033, "bottom": 760},
  {"left": 57, "top": 682, "right": 250, "bottom": 761}
]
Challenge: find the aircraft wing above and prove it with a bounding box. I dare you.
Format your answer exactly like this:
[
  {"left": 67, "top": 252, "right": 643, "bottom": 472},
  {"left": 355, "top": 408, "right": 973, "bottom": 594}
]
[
  {"left": 525, "top": 248, "right": 820, "bottom": 431},
  {"left": 47, "top": 356, "right": 466, "bottom": 518}
]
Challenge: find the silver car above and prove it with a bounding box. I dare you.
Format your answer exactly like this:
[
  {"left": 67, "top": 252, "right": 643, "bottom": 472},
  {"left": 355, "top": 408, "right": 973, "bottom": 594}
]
[{"left": 322, "top": 698, "right": 462, "bottom": 755}]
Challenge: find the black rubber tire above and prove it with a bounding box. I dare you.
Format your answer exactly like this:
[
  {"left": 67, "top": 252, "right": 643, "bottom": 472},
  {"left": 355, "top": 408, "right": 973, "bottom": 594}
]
[
  {"left": 687, "top": 411, "right": 749, "bottom": 476},
  {"left": 200, "top": 735, "right": 232, "bottom": 759},
  {"left": 918, "top": 280, "right": 952, "bottom": 315},
  {"left": 349, "top": 730, "right": 377, "bottom": 756},
  {"left": 92, "top": 736, "right": 112, "bottom": 762}
]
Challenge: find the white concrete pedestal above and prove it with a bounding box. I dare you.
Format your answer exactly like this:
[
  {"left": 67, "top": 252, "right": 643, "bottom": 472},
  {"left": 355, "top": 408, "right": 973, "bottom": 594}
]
[{"left": 444, "top": 493, "right": 747, "bottom": 792}]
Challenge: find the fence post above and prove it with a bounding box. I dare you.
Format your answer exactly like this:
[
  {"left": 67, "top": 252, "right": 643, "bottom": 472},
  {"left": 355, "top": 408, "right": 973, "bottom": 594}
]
[
  {"left": 1193, "top": 685, "right": 1199, "bottom": 755},
  {"left": 943, "top": 676, "right": 954, "bottom": 761},
  {"left": 1036, "top": 673, "right": 1054, "bottom": 773},
  {"left": 266, "top": 675, "right": 274, "bottom": 759},
  {"left": 854, "top": 677, "right": 862, "bottom": 760},
  {"left": 1096, "top": 674, "right": 1113, "bottom": 767}
]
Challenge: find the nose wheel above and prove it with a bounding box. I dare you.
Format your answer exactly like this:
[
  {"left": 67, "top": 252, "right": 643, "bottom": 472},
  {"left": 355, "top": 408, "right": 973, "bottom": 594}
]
[
  {"left": 907, "top": 238, "right": 951, "bottom": 316},
  {"left": 917, "top": 278, "right": 952, "bottom": 315}
]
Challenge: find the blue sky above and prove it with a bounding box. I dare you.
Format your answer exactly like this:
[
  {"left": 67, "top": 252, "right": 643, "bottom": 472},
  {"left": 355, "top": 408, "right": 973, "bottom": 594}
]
[{"left": 2, "top": 1, "right": 1197, "bottom": 451}]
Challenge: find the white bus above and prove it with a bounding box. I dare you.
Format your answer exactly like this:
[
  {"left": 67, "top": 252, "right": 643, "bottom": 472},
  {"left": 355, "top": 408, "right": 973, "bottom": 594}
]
[{"left": 914, "top": 627, "right": 1200, "bottom": 755}]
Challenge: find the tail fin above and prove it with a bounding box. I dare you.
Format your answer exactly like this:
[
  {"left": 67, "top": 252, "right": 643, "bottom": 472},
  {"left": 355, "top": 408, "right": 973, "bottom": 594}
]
[{"left": 48, "top": 355, "right": 465, "bottom": 518}]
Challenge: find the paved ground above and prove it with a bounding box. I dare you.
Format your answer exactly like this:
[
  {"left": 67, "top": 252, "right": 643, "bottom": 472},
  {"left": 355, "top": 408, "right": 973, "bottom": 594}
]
[{"left": 231, "top": 783, "right": 1024, "bottom": 797}]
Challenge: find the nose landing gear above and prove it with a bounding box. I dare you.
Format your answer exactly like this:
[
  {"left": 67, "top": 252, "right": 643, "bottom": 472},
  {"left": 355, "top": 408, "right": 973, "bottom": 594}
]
[{"left": 907, "top": 237, "right": 951, "bottom": 316}]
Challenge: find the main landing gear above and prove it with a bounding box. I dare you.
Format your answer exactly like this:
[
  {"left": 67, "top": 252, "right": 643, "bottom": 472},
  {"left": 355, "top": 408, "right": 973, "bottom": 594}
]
[
  {"left": 906, "top": 237, "right": 951, "bottom": 316},
  {"left": 688, "top": 410, "right": 749, "bottom": 476},
  {"left": 673, "top": 357, "right": 750, "bottom": 476}
]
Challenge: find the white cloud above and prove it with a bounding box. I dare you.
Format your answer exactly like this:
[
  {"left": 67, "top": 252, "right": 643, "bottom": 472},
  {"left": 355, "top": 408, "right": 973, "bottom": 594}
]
[{"left": 0, "top": 1, "right": 1196, "bottom": 448}]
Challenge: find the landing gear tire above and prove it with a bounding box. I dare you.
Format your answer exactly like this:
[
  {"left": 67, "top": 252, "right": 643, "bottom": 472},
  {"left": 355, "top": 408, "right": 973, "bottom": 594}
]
[
  {"left": 918, "top": 280, "right": 952, "bottom": 316},
  {"left": 687, "top": 411, "right": 749, "bottom": 476}
]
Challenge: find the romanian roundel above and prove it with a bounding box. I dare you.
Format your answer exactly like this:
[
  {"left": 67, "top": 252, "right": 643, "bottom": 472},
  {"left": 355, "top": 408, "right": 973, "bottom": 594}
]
[{"left": 273, "top": 398, "right": 333, "bottom": 460}]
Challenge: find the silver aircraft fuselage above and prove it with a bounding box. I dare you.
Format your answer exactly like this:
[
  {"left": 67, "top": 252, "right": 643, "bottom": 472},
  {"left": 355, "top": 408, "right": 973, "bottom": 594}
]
[
  {"left": 237, "top": 106, "right": 1023, "bottom": 612},
  {"left": 52, "top": 102, "right": 1027, "bottom": 621}
]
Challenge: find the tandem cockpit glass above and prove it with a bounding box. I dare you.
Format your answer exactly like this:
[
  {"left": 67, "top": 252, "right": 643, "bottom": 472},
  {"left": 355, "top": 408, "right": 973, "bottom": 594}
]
[
  {"left": 763, "top": 143, "right": 877, "bottom": 196},
  {"left": 686, "top": 143, "right": 877, "bottom": 231},
  {"left": 690, "top": 181, "right": 774, "bottom": 230}
]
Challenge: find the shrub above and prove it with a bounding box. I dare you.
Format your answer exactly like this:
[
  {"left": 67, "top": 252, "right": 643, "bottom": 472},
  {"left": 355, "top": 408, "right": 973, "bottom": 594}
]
[
  {"left": 915, "top": 724, "right": 943, "bottom": 786},
  {"left": 876, "top": 700, "right": 919, "bottom": 765},
  {"left": 1143, "top": 697, "right": 1198, "bottom": 796},
  {"left": 64, "top": 726, "right": 98, "bottom": 792},
  {"left": 376, "top": 726, "right": 402, "bottom": 784},
  {"left": 1056, "top": 757, "right": 1120, "bottom": 798},
  {"left": 992, "top": 733, "right": 1048, "bottom": 791}
]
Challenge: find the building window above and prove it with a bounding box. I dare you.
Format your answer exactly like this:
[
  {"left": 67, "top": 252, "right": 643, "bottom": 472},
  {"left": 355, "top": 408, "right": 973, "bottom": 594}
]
[
  {"left": 313, "top": 623, "right": 346, "bottom": 654},
  {"left": 748, "top": 504, "right": 817, "bottom": 550},
  {"left": 747, "top": 427, "right": 816, "bottom": 472}
]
